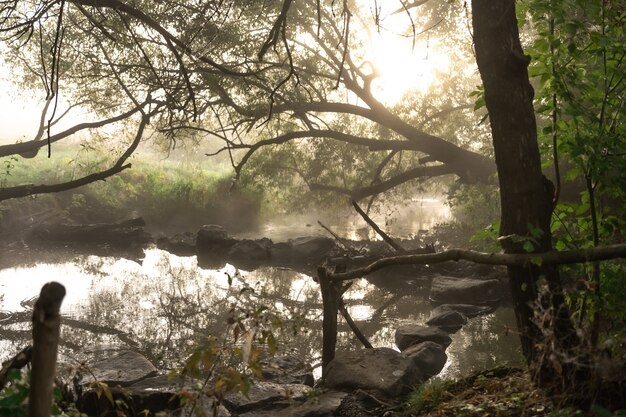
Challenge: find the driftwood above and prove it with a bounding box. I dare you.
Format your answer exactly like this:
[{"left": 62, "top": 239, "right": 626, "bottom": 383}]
[
  {"left": 29, "top": 282, "right": 66, "bottom": 417},
  {"left": 0, "top": 346, "right": 32, "bottom": 391},
  {"left": 351, "top": 200, "right": 404, "bottom": 252}
]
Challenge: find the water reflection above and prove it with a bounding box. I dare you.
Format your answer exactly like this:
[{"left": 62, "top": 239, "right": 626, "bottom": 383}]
[{"left": 0, "top": 248, "right": 523, "bottom": 379}]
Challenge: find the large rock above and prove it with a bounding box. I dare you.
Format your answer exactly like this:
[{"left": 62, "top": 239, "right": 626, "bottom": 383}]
[
  {"left": 425, "top": 310, "right": 467, "bottom": 333},
  {"left": 156, "top": 232, "right": 196, "bottom": 256},
  {"left": 395, "top": 325, "right": 452, "bottom": 351},
  {"left": 322, "top": 348, "right": 422, "bottom": 397},
  {"left": 84, "top": 350, "right": 157, "bottom": 387},
  {"left": 429, "top": 276, "right": 502, "bottom": 305},
  {"left": 290, "top": 236, "right": 335, "bottom": 261},
  {"left": 401, "top": 341, "right": 447, "bottom": 378},
  {"left": 430, "top": 303, "right": 495, "bottom": 318},
  {"left": 227, "top": 239, "right": 271, "bottom": 268},
  {"left": 197, "top": 224, "right": 231, "bottom": 245}
]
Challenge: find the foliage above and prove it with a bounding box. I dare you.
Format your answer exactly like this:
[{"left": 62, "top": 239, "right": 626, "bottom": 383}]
[
  {"left": 520, "top": 0, "right": 626, "bottom": 335},
  {"left": 0, "top": 368, "right": 84, "bottom": 417},
  {"left": 171, "top": 271, "right": 302, "bottom": 417}
]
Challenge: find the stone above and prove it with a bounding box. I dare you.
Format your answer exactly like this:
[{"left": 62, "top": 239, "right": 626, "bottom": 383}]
[
  {"left": 401, "top": 341, "right": 447, "bottom": 378},
  {"left": 227, "top": 239, "right": 271, "bottom": 267},
  {"left": 430, "top": 303, "right": 495, "bottom": 318},
  {"left": 269, "top": 241, "right": 295, "bottom": 264},
  {"left": 156, "top": 232, "right": 196, "bottom": 256},
  {"left": 429, "top": 276, "right": 502, "bottom": 305},
  {"left": 197, "top": 224, "right": 230, "bottom": 245},
  {"left": 425, "top": 310, "right": 467, "bottom": 333},
  {"left": 290, "top": 236, "right": 335, "bottom": 261},
  {"left": 223, "top": 381, "right": 311, "bottom": 412},
  {"left": 261, "top": 355, "right": 315, "bottom": 386},
  {"left": 322, "top": 348, "right": 422, "bottom": 397},
  {"left": 84, "top": 350, "right": 157, "bottom": 387},
  {"left": 239, "top": 391, "right": 347, "bottom": 417},
  {"left": 77, "top": 386, "right": 180, "bottom": 417},
  {"left": 395, "top": 325, "right": 452, "bottom": 351}
]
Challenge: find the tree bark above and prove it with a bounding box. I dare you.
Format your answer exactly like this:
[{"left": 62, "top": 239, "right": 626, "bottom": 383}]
[
  {"left": 29, "top": 282, "right": 66, "bottom": 417},
  {"left": 472, "top": 0, "right": 581, "bottom": 388}
]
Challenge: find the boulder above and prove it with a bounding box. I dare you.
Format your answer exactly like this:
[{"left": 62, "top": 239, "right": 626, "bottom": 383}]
[
  {"left": 401, "top": 341, "right": 447, "bottom": 378},
  {"left": 430, "top": 303, "right": 495, "bottom": 318},
  {"left": 156, "top": 232, "right": 196, "bottom": 256},
  {"left": 227, "top": 239, "right": 271, "bottom": 267},
  {"left": 197, "top": 224, "right": 230, "bottom": 245},
  {"left": 79, "top": 373, "right": 230, "bottom": 417},
  {"left": 395, "top": 325, "right": 452, "bottom": 351},
  {"left": 429, "top": 276, "right": 502, "bottom": 305},
  {"left": 261, "top": 355, "right": 315, "bottom": 386},
  {"left": 425, "top": 310, "right": 467, "bottom": 333},
  {"left": 322, "top": 348, "right": 422, "bottom": 397},
  {"left": 290, "top": 236, "right": 335, "bottom": 261},
  {"left": 83, "top": 350, "right": 157, "bottom": 387}
]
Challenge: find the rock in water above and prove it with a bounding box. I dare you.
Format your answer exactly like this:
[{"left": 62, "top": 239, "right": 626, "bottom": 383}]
[
  {"left": 429, "top": 276, "right": 502, "bottom": 305},
  {"left": 429, "top": 303, "right": 495, "bottom": 318},
  {"left": 322, "top": 348, "right": 422, "bottom": 397},
  {"left": 395, "top": 325, "right": 452, "bottom": 351},
  {"left": 425, "top": 310, "right": 467, "bottom": 333},
  {"left": 401, "top": 341, "right": 447, "bottom": 378}
]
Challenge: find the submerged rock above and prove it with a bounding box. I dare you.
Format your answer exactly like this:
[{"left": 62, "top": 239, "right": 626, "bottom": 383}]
[
  {"left": 395, "top": 325, "right": 452, "bottom": 351},
  {"left": 430, "top": 276, "right": 502, "bottom": 305},
  {"left": 83, "top": 350, "right": 157, "bottom": 387},
  {"left": 401, "top": 341, "right": 448, "bottom": 378},
  {"left": 430, "top": 303, "right": 495, "bottom": 318},
  {"left": 322, "top": 348, "right": 422, "bottom": 397},
  {"left": 426, "top": 310, "right": 467, "bottom": 333}
]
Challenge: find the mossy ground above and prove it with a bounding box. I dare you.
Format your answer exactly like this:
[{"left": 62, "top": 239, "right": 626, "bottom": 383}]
[{"left": 401, "top": 367, "right": 625, "bottom": 417}]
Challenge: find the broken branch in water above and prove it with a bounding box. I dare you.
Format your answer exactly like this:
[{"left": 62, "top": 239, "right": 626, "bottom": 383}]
[{"left": 351, "top": 200, "right": 404, "bottom": 252}]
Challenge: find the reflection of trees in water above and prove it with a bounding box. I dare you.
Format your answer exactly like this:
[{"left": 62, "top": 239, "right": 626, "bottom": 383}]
[
  {"left": 2, "top": 249, "right": 523, "bottom": 378},
  {"left": 444, "top": 308, "right": 524, "bottom": 377}
]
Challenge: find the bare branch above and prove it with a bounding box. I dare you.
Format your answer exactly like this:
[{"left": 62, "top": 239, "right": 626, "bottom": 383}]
[{"left": 329, "top": 244, "right": 626, "bottom": 282}]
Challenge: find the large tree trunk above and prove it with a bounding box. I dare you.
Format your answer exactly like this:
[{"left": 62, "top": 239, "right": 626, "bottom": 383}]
[{"left": 471, "top": 0, "right": 582, "bottom": 389}]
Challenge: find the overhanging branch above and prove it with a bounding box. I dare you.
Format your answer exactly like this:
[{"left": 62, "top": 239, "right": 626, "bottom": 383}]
[{"left": 329, "top": 244, "right": 626, "bottom": 282}]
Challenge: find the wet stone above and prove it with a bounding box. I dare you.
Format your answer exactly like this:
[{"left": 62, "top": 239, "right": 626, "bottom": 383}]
[
  {"left": 322, "top": 347, "right": 422, "bottom": 398},
  {"left": 430, "top": 276, "right": 502, "bottom": 305},
  {"left": 395, "top": 325, "right": 452, "bottom": 351},
  {"left": 401, "top": 341, "right": 448, "bottom": 378},
  {"left": 84, "top": 350, "right": 157, "bottom": 387},
  {"left": 430, "top": 303, "right": 495, "bottom": 318},
  {"left": 426, "top": 310, "right": 467, "bottom": 333}
]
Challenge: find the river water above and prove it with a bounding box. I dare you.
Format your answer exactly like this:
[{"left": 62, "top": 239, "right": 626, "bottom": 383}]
[{"left": 0, "top": 198, "right": 523, "bottom": 380}]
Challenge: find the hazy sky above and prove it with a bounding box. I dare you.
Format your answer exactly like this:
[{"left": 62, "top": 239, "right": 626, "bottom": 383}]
[{"left": 0, "top": 65, "right": 42, "bottom": 143}]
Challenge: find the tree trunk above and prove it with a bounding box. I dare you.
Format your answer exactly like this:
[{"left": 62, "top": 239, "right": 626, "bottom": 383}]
[{"left": 471, "top": 0, "right": 582, "bottom": 389}]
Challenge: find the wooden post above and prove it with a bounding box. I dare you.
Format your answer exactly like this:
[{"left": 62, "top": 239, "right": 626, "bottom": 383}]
[
  {"left": 318, "top": 267, "right": 338, "bottom": 374},
  {"left": 29, "top": 282, "right": 66, "bottom": 417}
]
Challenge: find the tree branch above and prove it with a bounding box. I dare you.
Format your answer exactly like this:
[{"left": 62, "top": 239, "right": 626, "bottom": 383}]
[{"left": 329, "top": 244, "right": 626, "bottom": 282}]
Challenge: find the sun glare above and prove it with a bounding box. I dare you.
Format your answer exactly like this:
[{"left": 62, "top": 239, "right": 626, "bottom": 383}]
[{"left": 356, "top": 3, "right": 451, "bottom": 105}]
